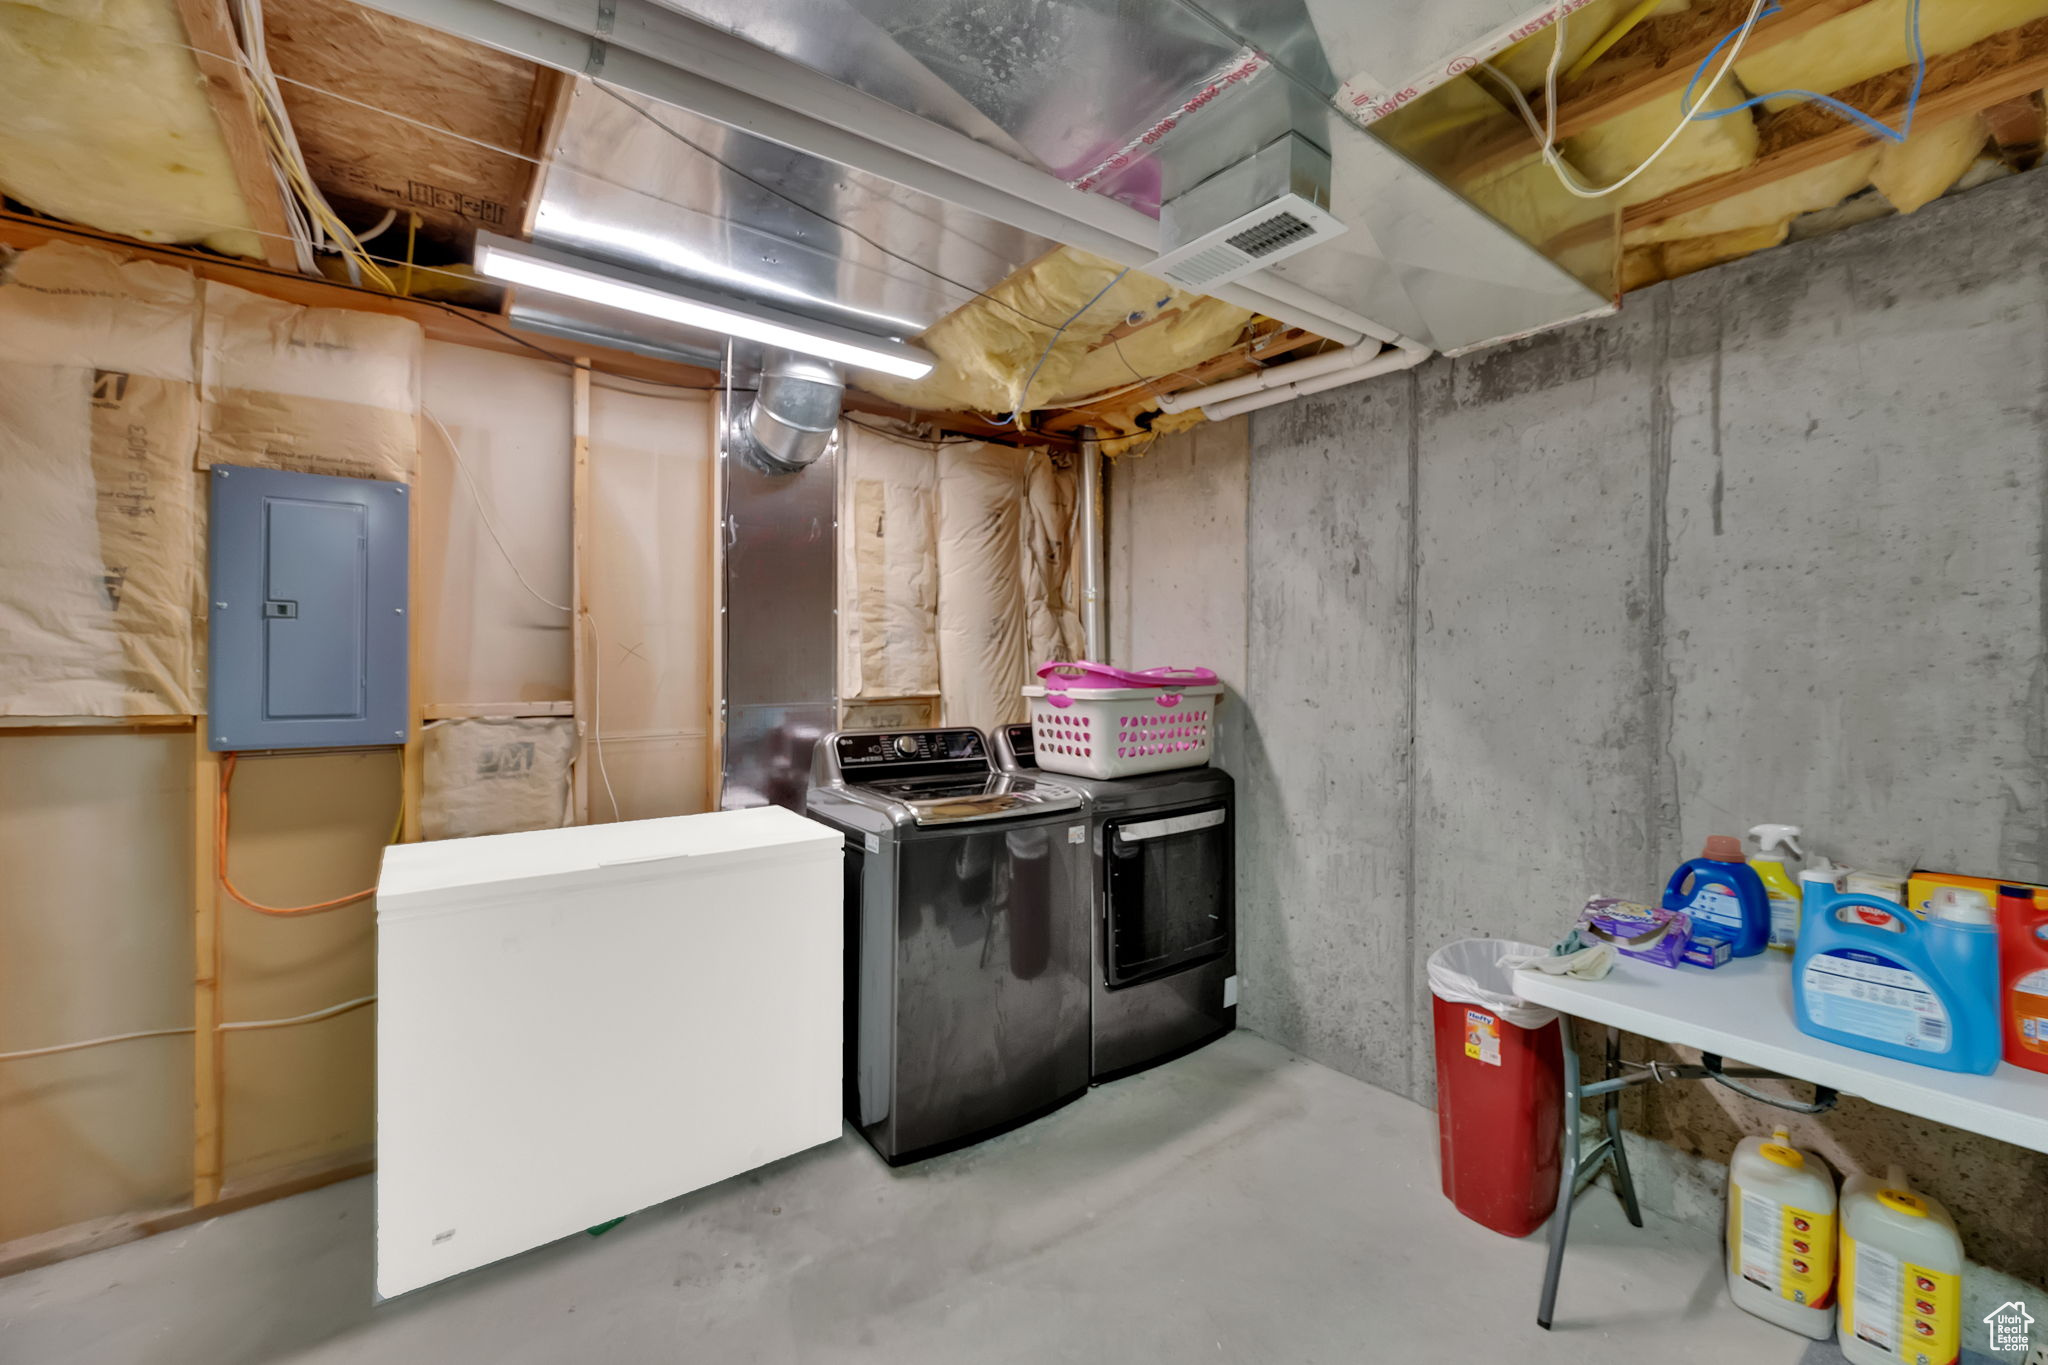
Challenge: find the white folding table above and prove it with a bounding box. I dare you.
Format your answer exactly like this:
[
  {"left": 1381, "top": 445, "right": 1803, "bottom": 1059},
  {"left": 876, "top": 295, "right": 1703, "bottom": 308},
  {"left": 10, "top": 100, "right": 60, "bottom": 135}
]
[{"left": 1512, "top": 953, "right": 2048, "bottom": 1329}]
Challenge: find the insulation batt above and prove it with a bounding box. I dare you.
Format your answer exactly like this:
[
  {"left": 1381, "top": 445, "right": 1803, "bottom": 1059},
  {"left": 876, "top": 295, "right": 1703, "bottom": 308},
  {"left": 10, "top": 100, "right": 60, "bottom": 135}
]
[
  {"left": 1735, "top": 0, "right": 2048, "bottom": 114},
  {"left": 1486, "top": 0, "right": 1691, "bottom": 92},
  {"left": 1564, "top": 81, "right": 1759, "bottom": 208},
  {"left": 0, "top": 243, "right": 201, "bottom": 715},
  {"left": 1624, "top": 146, "right": 1883, "bottom": 244},
  {"left": 1871, "top": 111, "right": 1992, "bottom": 212},
  {"left": 839, "top": 424, "right": 940, "bottom": 701},
  {"left": 0, "top": 0, "right": 262, "bottom": 257},
  {"left": 857, "top": 247, "right": 1252, "bottom": 417},
  {"left": 0, "top": 241, "right": 422, "bottom": 717},
  {"left": 840, "top": 427, "right": 1079, "bottom": 734},
  {"left": 421, "top": 718, "right": 575, "bottom": 839}
]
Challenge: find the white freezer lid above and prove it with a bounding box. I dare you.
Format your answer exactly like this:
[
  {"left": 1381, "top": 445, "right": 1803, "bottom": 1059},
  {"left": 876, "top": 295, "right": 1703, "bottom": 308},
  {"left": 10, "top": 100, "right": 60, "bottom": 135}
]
[{"left": 377, "top": 804, "right": 842, "bottom": 915}]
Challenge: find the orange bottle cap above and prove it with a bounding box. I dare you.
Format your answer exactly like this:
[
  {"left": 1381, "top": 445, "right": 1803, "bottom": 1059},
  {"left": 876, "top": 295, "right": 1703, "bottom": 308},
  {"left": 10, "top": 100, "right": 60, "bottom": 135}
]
[{"left": 1703, "top": 835, "right": 1743, "bottom": 862}]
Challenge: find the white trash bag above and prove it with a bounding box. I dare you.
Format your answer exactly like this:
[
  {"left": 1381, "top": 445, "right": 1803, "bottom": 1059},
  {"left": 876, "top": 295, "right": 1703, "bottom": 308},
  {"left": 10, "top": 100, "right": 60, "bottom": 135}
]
[{"left": 1426, "top": 938, "right": 1558, "bottom": 1030}]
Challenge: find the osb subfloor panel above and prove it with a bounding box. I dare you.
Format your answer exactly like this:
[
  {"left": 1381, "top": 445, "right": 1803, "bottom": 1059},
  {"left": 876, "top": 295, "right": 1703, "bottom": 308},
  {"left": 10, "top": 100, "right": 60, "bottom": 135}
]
[{"left": 1, "top": 1032, "right": 1852, "bottom": 1365}]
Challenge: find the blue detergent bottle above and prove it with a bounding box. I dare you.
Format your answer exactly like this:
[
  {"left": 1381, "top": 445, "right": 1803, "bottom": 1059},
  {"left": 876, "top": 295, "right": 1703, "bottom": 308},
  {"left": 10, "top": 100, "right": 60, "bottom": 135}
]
[
  {"left": 1663, "top": 835, "right": 1771, "bottom": 957},
  {"left": 1793, "top": 872, "right": 2001, "bottom": 1075}
]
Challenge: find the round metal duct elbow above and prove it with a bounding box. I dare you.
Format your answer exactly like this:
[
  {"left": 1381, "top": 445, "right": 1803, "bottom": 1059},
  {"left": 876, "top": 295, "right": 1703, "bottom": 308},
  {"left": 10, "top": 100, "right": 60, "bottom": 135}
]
[{"left": 733, "top": 349, "right": 843, "bottom": 473}]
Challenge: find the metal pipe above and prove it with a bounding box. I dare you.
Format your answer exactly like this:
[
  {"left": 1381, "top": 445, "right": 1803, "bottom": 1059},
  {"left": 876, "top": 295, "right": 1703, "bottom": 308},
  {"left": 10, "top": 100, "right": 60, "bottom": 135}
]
[
  {"left": 351, "top": 0, "right": 1389, "bottom": 349},
  {"left": 1077, "top": 428, "right": 1106, "bottom": 663}
]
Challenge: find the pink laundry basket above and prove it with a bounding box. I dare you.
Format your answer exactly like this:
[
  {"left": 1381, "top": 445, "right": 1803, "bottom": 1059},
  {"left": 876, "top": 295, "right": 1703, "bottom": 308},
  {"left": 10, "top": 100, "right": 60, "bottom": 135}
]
[
  {"left": 1022, "top": 682, "right": 1222, "bottom": 780},
  {"left": 1035, "top": 661, "right": 1220, "bottom": 692}
]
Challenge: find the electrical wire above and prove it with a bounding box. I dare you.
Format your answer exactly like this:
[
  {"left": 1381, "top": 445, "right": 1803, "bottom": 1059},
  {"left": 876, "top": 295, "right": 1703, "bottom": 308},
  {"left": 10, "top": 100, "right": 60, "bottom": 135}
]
[
  {"left": 426, "top": 411, "right": 572, "bottom": 613},
  {"left": 218, "top": 994, "right": 377, "bottom": 1032},
  {"left": 228, "top": 0, "right": 393, "bottom": 289},
  {"left": 584, "top": 614, "right": 621, "bottom": 822},
  {"left": 0, "top": 997, "right": 378, "bottom": 1064},
  {"left": 0, "top": 1026, "right": 195, "bottom": 1063},
  {"left": 217, "top": 753, "right": 384, "bottom": 915},
  {"left": 1679, "top": 0, "right": 1926, "bottom": 143},
  {"left": 1565, "top": 0, "right": 1663, "bottom": 81},
  {"left": 1479, "top": 0, "right": 1770, "bottom": 200},
  {"left": 425, "top": 411, "right": 621, "bottom": 820},
  {"left": 997, "top": 267, "right": 1132, "bottom": 426}
]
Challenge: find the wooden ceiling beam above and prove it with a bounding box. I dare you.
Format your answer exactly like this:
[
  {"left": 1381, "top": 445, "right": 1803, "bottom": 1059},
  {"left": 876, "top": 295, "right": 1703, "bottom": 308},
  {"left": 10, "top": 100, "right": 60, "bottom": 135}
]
[
  {"left": 1458, "top": 0, "right": 1874, "bottom": 181},
  {"left": 516, "top": 69, "right": 579, "bottom": 240},
  {"left": 1625, "top": 17, "right": 2048, "bottom": 233},
  {"left": 1541, "top": 0, "right": 1874, "bottom": 143},
  {"left": 171, "top": 0, "right": 301, "bottom": 272},
  {"left": 0, "top": 209, "right": 717, "bottom": 391}
]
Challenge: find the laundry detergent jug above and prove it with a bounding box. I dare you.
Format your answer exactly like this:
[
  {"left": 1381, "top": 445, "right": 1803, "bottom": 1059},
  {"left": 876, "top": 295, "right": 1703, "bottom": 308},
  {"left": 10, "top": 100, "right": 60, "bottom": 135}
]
[
  {"left": 1794, "top": 877, "right": 2000, "bottom": 1075},
  {"left": 1839, "top": 1168, "right": 1964, "bottom": 1365},
  {"left": 1999, "top": 883, "right": 2048, "bottom": 1073},
  {"left": 1727, "top": 1127, "right": 1836, "bottom": 1339},
  {"left": 1664, "top": 835, "right": 1770, "bottom": 957}
]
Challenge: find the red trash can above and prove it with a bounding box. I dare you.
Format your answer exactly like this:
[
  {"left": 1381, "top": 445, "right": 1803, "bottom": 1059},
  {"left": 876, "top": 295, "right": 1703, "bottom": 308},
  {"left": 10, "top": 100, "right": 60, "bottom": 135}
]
[{"left": 1428, "top": 939, "right": 1564, "bottom": 1238}]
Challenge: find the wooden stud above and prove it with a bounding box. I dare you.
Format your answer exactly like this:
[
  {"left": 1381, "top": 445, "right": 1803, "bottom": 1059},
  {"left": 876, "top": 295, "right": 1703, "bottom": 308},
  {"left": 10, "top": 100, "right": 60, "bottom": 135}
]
[
  {"left": 0, "top": 1151, "right": 373, "bottom": 1280},
  {"left": 706, "top": 395, "right": 726, "bottom": 811},
  {"left": 402, "top": 439, "right": 425, "bottom": 845},
  {"left": 0, "top": 717, "right": 195, "bottom": 732},
  {"left": 1624, "top": 17, "right": 2048, "bottom": 233},
  {"left": 421, "top": 700, "right": 575, "bottom": 720},
  {"left": 1982, "top": 91, "right": 2046, "bottom": 165},
  {"left": 191, "top": 731, "right": 225, "bottom": 1206},
  {"left": 571, "top": 363, "right": 593, "bottom": 825},
  {"left": 171, "top": 0, "right": 301, "bottom": 272}
]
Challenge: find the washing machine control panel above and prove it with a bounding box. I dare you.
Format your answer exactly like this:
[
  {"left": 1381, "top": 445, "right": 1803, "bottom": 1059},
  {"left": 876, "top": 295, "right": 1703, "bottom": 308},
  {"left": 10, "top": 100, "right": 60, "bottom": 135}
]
[{"left": 836, "top": 728, "right": 988, "bottom": 771}]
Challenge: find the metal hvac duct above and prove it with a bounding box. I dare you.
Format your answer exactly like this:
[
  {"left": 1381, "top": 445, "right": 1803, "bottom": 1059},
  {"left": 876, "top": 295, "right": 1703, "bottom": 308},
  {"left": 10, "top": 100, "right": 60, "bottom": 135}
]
[{"left": 731, "top": 349, "right": 844, "bottom": 473}]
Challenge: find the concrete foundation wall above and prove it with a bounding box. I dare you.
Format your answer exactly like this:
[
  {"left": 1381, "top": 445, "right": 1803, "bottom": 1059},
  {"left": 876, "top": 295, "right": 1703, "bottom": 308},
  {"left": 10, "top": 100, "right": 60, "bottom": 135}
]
[{"left": 1231, "top": 169, "right": 2048, "bottom": 1283}]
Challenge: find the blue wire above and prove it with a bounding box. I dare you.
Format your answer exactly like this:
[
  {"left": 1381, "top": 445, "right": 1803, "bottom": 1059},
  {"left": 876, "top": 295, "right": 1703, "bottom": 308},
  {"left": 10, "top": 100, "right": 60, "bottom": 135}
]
[
  {"left": 1681, "top": 0, "right": 1925, "bottom": 144},
  {"left": 997, "top": 267, "right": 1132, "bottom": 428}
]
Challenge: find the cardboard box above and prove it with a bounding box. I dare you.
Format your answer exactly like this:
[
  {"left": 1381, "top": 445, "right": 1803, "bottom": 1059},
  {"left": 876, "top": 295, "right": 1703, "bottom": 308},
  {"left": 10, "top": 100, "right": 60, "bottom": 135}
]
[{"left": 1906, "top": 869, "right": 2047, "bottom": 920}]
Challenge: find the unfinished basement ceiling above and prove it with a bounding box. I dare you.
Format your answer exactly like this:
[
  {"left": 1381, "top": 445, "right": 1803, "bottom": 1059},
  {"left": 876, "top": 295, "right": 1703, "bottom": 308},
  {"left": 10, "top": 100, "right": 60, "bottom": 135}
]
[
  {"left": 633, "top": 0, "right": 1617, "bottom": 348},
  {"left": 375, "top": 0, "right": 1615, "bottom": 352},
  {"left": 520, "top": 82, "right": 1058, "bottom": 359}
]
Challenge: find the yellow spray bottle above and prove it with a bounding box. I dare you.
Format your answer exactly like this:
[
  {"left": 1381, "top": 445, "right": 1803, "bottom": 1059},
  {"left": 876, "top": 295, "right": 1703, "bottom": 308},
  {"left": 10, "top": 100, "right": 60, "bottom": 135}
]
[{"left": 1750, "top": 823, "right": 1805, "bottom": 952}]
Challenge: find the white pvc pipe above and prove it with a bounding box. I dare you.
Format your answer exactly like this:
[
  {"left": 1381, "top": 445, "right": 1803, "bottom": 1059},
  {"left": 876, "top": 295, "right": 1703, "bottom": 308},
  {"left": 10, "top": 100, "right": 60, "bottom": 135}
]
[
  {"left": 1192, "top": 337, "right": 1431, "bottom": 422},
  {"left": 1157, "top": 341, "right": 1387, "bottom": 413}
]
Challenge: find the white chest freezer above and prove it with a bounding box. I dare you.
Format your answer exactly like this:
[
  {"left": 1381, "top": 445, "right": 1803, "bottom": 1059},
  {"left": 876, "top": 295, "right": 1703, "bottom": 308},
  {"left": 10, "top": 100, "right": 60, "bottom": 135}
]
[{"left": 374, "top": 805, "right": 844, "bottom": 1298}]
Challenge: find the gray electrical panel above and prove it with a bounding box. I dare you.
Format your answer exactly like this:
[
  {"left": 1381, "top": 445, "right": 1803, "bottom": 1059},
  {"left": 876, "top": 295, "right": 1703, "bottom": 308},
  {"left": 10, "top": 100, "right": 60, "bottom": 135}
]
[{"left": 207, "top": 463, "right": 409, "bottom": 752}]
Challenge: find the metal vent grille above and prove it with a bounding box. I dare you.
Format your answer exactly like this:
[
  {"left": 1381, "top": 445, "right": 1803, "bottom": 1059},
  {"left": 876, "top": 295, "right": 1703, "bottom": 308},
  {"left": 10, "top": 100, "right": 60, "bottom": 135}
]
[
  {"left": 1227, "top": 211, "right": 1315, "bottom": 258},
  {"left": 1160, "top": 243, "right": 1248, "bottom": 289}
]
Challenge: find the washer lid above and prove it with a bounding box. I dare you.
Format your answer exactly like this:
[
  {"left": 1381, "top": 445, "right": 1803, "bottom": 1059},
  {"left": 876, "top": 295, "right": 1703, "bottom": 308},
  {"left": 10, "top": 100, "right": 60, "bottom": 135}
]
[{"left": 859, "top": 772, "right": 1083, "bottom": 825}]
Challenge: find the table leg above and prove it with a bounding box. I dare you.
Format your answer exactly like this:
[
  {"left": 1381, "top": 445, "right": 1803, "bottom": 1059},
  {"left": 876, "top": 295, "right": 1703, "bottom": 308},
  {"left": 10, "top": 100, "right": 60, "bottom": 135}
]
[
  {"left": 1537, "top": 1021, "right": 1580, "bottom": 1330},
  {"left": 1603, "top": 1026, "right": 1643, "bottom": 1229}
]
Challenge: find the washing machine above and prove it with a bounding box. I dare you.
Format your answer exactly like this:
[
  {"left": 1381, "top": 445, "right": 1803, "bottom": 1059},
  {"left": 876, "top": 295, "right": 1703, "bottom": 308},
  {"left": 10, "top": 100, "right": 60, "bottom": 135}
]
[
  {"left": 993, "top": 725, "right": 1236, "bottom": 1081},
  {"left": 807, "top": 727, "right": 1092, "bottom": 1164}
]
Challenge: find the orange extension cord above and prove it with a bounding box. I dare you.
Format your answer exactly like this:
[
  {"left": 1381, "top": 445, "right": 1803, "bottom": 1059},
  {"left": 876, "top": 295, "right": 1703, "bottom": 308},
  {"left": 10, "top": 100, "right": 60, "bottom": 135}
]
[{"left": 215, "top": 752, "right": 383, "bottom": 915}]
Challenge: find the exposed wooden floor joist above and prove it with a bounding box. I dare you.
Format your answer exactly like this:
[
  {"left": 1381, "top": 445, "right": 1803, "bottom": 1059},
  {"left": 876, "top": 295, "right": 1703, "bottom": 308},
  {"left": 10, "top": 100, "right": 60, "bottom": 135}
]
[{"left": 1626, "top": 16, "right": 2048, "bottom": 231}]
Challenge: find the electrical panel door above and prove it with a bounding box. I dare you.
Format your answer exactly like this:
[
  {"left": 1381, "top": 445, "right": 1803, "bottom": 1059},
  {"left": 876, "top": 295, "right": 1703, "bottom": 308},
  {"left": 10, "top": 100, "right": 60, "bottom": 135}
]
[{"left": 207, "top": 463, "right": 408, "bottom": 751}]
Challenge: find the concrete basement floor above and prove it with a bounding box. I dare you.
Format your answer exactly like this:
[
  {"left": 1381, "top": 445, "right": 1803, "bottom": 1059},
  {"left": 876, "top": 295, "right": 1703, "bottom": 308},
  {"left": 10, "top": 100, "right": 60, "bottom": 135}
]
[{"left": 2, "top": 1032, "right": 1863, "bottom": 1365}]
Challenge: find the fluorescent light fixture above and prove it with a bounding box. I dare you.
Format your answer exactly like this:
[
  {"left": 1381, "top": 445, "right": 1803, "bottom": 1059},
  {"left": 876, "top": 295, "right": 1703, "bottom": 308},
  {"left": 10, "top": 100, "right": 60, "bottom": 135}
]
[
  {"left": 531, "top": 205, "right": 925, "bottom": 335},
  {"left": 474, "top": 232, "right": 935, "bottom": 380}
]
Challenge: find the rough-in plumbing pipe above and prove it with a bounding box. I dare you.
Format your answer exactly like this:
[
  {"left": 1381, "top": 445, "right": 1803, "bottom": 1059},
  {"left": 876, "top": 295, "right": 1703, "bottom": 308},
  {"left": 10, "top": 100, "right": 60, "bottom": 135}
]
[{"left": 1156, "top": 332, "right": 1433, "bottom": 422}]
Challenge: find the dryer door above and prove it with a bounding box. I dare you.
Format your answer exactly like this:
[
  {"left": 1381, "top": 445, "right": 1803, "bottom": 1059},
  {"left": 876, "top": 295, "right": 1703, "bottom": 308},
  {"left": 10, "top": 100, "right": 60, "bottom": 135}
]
[{"left": 1104, "top": 804, "right": 1232, "bottom": 988}]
